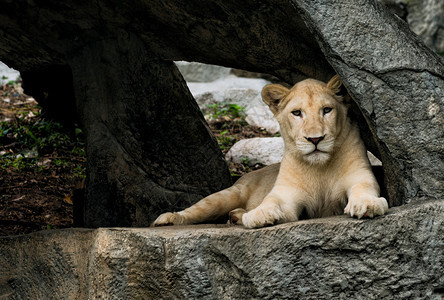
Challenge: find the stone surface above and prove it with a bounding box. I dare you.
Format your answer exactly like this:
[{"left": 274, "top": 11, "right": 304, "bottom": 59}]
[
  {"left": 0, "top": 62, "right": 20, "bottom": 84},
  {"left": 368, "top": 151, "right": 383, "bottom": 166},
  {"left": 1, "top": 199, "right": 443, "bottom": 299},
  {"left": 21, "top": 65, "right": 78, "bottom": 126},
  {"left": 68, "top": 40, "right": 231, "bottom": 227},
  {"left": 226, "top": 137, "right": 284, "bottom": 166},
  {"left": 175, "top": 61, "right": 232, "bottom": 82},
  {"left": 188, "top": 76, "right": 270, "bottom": 100},
  {"left": 407, "top": 0, "right": 444, "bottom": 54},
  {"left": 195, "top": 88, "right": 264, "bottom": 110},
  {"left": 245, "top": 105, "right": 280, "bottom": 134},
  {"left": 378, "top": 0, "right": 408, "bottom": 19}
]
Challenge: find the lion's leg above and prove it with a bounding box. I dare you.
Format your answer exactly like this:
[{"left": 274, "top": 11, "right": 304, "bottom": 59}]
[
  {"left": 344, "top": 176, "right": 388, "bottom": 219},
  {"left": 152, "top": 185, "right": 244, "bottom": 226},
  {"left": 241, "top": 185, "right": 305, "bottom": 228}
]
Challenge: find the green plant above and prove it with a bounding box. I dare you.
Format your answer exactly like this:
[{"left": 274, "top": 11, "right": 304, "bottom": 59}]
[
  {"left": 216, "top": 129, "right": 236, "bottom": 151},
  {"left": 205, "top": 103, "right": 249, "bottom": 152},
  {"left": 241, "top": 157, "right": 251, "bottom": 166},
  {"left": 206, "top": 102, "right": 246, "bottom": 120},
  {"left": 0, "top": 116, "right": 86, "bottom": 175}
]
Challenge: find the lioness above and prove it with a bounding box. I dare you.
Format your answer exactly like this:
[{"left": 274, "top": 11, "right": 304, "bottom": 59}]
[{"left": 153, "top": 75, "right": 388, "bottom": 228}]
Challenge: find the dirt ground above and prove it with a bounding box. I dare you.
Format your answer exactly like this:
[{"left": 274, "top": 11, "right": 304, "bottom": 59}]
[
  {"left": 0, "top": 83, "right": 84, "bottom": 235},
  {"left": 0, "top": 83, "right": 272, "bottom": 236}
]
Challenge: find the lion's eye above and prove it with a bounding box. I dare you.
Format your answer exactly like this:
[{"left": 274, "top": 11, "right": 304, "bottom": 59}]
[
  {"left": 292, "top": 110, "right": 302, "bottom": 117},
  {"left": 323, "top": 107, "right": 333, "bottom": 114}
]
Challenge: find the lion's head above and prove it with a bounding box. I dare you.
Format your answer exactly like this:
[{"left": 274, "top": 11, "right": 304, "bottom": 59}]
[{"left": 262, "top": 75, "right": 350, "bottom": 164}]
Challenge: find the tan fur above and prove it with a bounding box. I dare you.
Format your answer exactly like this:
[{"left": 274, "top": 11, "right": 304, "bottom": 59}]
[{"left": 152, "top": 75, "right": 388, "bottom": 228}]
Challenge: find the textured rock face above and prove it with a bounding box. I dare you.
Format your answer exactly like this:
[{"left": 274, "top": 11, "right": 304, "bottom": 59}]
[
  {"left": 407, "top": 0, "right": 444, "bottom": 53},
  {"left": 1, "top": 200, "right": 443, "bottom": 299},
  {"left": 69, "top": 40, "right": 232, "bottom": 227}
]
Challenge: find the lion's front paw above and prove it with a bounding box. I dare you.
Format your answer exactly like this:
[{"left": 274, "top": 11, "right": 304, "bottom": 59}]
[
  {"left": 241, "top": 204, "right": 284, "bottom": 229},
  {"left": 151, "top": 212, "right": 187, "bottom": 227},
  {"left": 228, "top": 208, "right": 247, "bottom": 225},
  {"left": 345, "top": 196, "right": 388, "bottom": 219}
]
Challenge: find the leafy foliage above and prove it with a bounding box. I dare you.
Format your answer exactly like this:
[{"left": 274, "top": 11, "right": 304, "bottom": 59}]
[
  {"left": 206, "top": 102, "right": 247, "bottom": 121},
  {"left": 0, "top": 113, "right": 86, "bottom": 175},
  {"left": 204, "top": 102, "right": 248, "bottom": 152}
]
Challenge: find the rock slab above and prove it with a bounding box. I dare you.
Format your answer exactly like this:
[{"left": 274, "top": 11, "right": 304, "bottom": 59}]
[{"left": 1, "top": 200, "right": 443, "bottom": 299}]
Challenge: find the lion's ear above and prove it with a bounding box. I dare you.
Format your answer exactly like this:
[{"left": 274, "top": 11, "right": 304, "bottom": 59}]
[
  {"left": 327, "top": 74, "right": 348, "bottom": 99},
  {"left": 261, "top": 84, "right": 290, "bottom": 114},
  {"left": 327, "top": 75, "right": 342, "bottom": 93}
]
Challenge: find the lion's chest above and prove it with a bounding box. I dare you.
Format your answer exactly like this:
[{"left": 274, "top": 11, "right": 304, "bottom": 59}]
[{"left": 294, "top": 167, "right": 348, "bottom": 218}]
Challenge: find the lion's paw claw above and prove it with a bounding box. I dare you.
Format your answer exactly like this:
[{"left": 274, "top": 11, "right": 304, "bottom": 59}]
[{"left": 345, "top": 196, "right": 388, "bottom": 219}]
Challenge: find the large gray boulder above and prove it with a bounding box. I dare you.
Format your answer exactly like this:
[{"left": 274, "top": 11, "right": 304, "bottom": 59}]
[{"left": 1, "top": 200, "right": 443, "bottom": 299}]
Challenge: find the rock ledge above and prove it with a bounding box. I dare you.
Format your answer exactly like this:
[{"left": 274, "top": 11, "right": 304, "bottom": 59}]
[{"left": 1, "top": 199, "right": 443, "bottom": 299}]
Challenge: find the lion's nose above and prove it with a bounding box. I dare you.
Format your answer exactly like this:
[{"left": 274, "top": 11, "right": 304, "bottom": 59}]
[{"left": 305, "top": 136, "right": 324, "bottom": 146}]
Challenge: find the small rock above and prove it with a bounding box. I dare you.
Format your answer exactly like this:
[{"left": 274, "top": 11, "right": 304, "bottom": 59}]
[{"left": 367, "top": 151, "right": 382, "bottom": 166}]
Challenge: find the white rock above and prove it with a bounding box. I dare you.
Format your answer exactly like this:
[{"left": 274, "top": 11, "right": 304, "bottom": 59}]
[
  {"left": 187, "top": 75, "right": 269, "bottom": 97},
  {"left": 195, "top": 88, "right": 261, "bottom": 110},
  {"left": 245, "top": 106, "right": 280, "bottom": 134},
  {"left": 175, "top": 61, "right": 231, "bottom": 82},
  {"left": 0, "top": 61, "right": 20, "bottom": 84},
  {"left": 222, "top": 88, "right": 264, "bottom": 110},
  {"left": 226, "top": 137, "right": 284, "bottom": 166},
  {"left": 195, "top": 91, "right": 225, "bottom": 108},
  {"left": 367, "top": 151, "right": 382, "bottom": 166}
]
